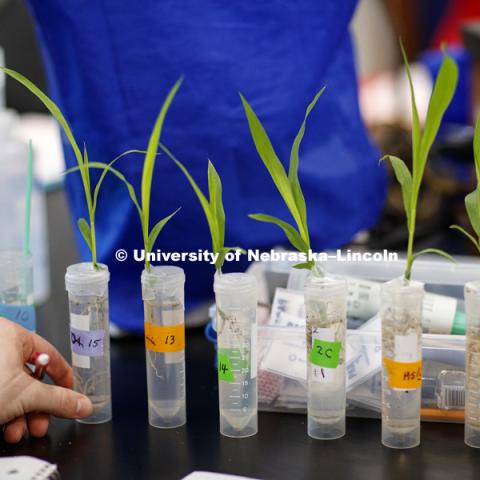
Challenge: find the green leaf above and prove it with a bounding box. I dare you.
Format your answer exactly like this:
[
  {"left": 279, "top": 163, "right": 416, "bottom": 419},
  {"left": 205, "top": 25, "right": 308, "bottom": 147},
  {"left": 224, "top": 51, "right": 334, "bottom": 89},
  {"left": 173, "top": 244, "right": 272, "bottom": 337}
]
[
  {"left": 83, "top": 143, "right": 92, "bottom": 211},
  {"left": 400, "top": 41, "right": 421, "bottom": 181},
  {"left": 418, "top": 52, "right": 459, "bottom": 177},
  {"left": 289, "top": 87, "right": 326, "bottom": 242},
  {"left": 92, "top": 149, "right": 148, "bottom": 216},
  {"left": 248, "top": 213, "right": 309, "bottom": 253},
  {"left": 160, "top": 143, "right": 220, "bottom": 254},
  {"left": 240, "top": 94, "right": 304, "bottom": 239},
  {"left": 465, "top": 189, "right": 480, "bottom": 238},
  {"left": 474, "top": 117, "right": 480, "bottom": 221},
  {"left": 292, "top": 261, "right": 315, "bottom": 270},
  {"left": 381, "top": 155, "right": 412, "bottom": 225},
  {"left": 148, "top": 208, "right": 181, "bottom": 252},
  {"left": 450, "top": 224, "right": 480, "bottom": 252},
  {"left": 141, "top": 77, "right": 183, "bottom": 247},
  {"left": 411, "top": 248, "right": 456, "bottom": 264},
  {"left": 215, "top": 246, "right": 244, "bottom": 271},
  {"left": 77, "top": 218, "right": 92, "bottom": 252},
  {"left": 0, "top": 68, "right": 83, "bottom": 167},
  {"left": 208, "top": 160, "right": 225, "bottom": 251},
  {"left": 66, "top": 162, "right": 143, "bottom": 219},
  {"left": 474, "top": 117, "right": 480, "bottom": 184}
]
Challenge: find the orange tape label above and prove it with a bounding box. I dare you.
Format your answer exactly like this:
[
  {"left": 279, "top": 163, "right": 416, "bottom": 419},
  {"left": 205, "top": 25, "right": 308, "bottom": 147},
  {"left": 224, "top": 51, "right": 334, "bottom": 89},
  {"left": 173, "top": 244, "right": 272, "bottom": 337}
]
[
  {"left": 144, "top": 323, "right": 185, "bottom": 353},
  {"left": 384, "top": 357, "right": 422, "bottom": 389}
]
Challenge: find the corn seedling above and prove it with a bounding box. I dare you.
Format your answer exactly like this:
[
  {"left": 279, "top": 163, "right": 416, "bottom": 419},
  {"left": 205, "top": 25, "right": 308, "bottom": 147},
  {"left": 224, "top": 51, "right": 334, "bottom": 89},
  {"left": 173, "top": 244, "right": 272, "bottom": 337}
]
[
  {"left": 240, "top": 88, "right": 325, "bottom": 271},
  {"left": 160, "top": 145, "right": 241, "bottom": 273},
  {"left": 451, "top": 117, "right": 480, "bottom": 252},
  {"left": 381, "top": 43, "right": 458, "bottom": 280},
  {"left": 0, "top": 67, "right": 105, "bottom": 267},
  {"left": 67, "top": 79, "right": 184, "bottom": 271}
]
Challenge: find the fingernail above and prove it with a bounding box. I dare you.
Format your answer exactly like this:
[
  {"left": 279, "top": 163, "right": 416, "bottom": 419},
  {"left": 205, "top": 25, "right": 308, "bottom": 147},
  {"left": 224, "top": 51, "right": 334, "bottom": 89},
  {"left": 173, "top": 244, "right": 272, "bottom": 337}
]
[{"left": 75, "top": 398, "right": 91, "bottom": 417}]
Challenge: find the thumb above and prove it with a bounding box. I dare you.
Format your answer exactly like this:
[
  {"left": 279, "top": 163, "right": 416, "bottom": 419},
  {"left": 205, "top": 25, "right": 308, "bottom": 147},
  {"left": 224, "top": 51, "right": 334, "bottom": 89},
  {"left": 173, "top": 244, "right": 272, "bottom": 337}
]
[{"left": 22, "top": 381, "right": 93, "bottom": 419}]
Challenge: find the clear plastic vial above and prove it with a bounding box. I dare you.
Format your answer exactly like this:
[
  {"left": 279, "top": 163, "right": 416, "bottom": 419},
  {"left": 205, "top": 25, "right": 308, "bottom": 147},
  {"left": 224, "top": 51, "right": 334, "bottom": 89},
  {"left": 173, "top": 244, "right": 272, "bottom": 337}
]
[
  {"left": 142, "top": 266, "right": 186, "bottom": 429},
  {"left": 214, "top": 272, "right": 257, "bottom": 438},
  {"left": 0, "top": 250, "right": 36, "bottom": 331},
  {"left": 304, "top": 274, "right": 347, "bottom": 440},
  {"left": 464, "top": 280, "right": 480, "bottom": 448},
  {"left": 381, "top": 277, "right": 423, "bottom": 449},
  {"left": 65, "top": 263, "right": 112, "bottom": 424}
]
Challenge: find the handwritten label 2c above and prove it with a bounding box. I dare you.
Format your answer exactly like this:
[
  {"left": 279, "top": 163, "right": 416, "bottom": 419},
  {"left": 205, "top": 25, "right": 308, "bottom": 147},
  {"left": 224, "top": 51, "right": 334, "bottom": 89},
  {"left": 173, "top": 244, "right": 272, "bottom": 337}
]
[
  {"left": 70, "top": 327, "right": 105, "bottom": 356},
  {"left": 309, "top": 339, "right": 342, "bottom": 369},
  {"left": 144, "top": 323, "right": 185, "bottom": 353}
]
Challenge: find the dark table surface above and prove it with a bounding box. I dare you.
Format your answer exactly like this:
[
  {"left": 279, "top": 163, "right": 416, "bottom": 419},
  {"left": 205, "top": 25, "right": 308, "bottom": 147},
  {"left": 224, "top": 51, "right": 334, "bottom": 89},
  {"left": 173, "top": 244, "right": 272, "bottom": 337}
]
[{"left": 1, "top": 189, "right": 479, "bottom": 480}]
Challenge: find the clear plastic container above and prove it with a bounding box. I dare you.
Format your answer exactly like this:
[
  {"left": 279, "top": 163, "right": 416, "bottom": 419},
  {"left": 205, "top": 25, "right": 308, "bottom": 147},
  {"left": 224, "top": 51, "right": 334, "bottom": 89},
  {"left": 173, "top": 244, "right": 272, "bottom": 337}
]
[
  {"left": 464, "top": 280, "right": 480, "bottom": 448},
  {"left": 381, "top": 277, "right": 423, "bottom": 449},
  {"left": 304, "top": 274, "right": 347, "bottom": 440},
  {"left": 0, "top": 250, "right": 36, "bottom": 330},
  {"left": 65, "top": 263, "right": 111, "bottom": 424},
  {"left": 0, "top": 111, "right": 50, "bottom": 305},
  {"left": 142, "top": 266, "right": 186, "bottom": 429},
  {"left": 214, "top": 272, "right": 257, "bottom": 438}
]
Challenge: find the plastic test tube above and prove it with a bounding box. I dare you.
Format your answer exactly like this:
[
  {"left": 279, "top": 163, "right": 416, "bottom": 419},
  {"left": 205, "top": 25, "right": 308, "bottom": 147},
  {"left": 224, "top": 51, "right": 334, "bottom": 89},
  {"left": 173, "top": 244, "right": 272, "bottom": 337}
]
[
  {"left": 214, "top": 272, "right": 257, "bottom": 438},
  {"left": 381, "top": 277, "right": 423, "bottom": 449},
  {"left": 464, "top": 280, "right": 480, "bottom": 448},
  {"left": 0, "top": 250, "right": 36, "bottom": 331},
  {"left": 304, "top": 274, "right": 347, "bottom": 440},
  {"left": 142, "top": 265, "right": 186, "bottom": 428},
  {"left": 65, "top": 263, "right": 112, "bottom": 424}
]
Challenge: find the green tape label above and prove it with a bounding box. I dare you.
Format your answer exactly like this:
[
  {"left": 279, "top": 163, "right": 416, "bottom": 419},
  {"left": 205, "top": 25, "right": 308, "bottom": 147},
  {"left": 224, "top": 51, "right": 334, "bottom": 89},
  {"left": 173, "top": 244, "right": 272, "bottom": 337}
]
[
  {"left": 309, "top": 339, "right": 341, "bottom": 368},
  {"left": 218, "top": 351, "right": 235, "bottom": 382}
]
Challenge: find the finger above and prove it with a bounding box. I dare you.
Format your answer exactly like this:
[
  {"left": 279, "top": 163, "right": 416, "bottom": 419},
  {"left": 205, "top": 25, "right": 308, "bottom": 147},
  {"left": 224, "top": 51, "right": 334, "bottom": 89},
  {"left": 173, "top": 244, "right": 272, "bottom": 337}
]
[
  {"left": 19, "top": 327, "right": 73, "bottom": 389},
  {"left": 27, "top": 412, "right": 50, "bottom": 438},
  {"left": 3, "top": 416, "right": 27, "bottom": 444},
  {"left": 22, "top": 381, "right": 92, "bottom": 419}
]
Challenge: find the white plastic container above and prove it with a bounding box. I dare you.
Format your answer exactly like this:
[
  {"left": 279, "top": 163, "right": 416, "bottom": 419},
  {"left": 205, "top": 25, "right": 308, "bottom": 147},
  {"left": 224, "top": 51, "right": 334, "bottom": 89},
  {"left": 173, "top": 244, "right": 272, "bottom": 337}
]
[
  {"left": 142, "top": 266, "right": 186, "bottom": 429},
  {"left": 214, "top": 272, "right": 258, "bottom": 438},
  {"left": 0, "top": 250, "right": 35, "bottom": 330},
  {"left": 65, "top": 263, "right": 111, "bottom": 424},
  {"left": 464, "top": 280, "right": 480, "bottom": 448},
  {"left": 304, "top": 274, "right": 347, "bottom": 440}
]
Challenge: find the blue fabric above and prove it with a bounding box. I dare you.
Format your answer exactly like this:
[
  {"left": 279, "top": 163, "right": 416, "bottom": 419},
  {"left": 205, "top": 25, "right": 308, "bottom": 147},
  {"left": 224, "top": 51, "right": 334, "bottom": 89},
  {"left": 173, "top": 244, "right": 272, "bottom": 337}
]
[{"left": 27, "top": 0, "right": 386, "bottom": 333}]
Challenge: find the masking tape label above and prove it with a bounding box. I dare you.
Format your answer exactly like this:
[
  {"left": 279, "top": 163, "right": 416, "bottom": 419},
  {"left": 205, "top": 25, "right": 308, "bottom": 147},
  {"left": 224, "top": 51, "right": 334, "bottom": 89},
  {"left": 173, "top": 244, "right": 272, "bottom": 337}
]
[
  {"left": 384, "top": 357, "right": 422, "bottom": 389},
  {"left": 144, "top": 322, "right": 185, "bottom": 353},
  {"left": 72, "top": 352, "right": 90, "bottom": 369},
  {"left": 394, "top": 333, "right": 419, "bottom": 362},
  {"left": 70, "top": 314, "right": 91, "bottom": 368},
  {"left": 0, "top": 304, "right": 36, "bottom": 331}
]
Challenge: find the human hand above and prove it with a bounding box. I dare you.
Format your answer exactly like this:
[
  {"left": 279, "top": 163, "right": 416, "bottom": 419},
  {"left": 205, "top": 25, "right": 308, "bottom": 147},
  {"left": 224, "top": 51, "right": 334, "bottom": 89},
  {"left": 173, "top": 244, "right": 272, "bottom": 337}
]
[{"left": 0, "top": 317, "right": 92, "bottom": 443}]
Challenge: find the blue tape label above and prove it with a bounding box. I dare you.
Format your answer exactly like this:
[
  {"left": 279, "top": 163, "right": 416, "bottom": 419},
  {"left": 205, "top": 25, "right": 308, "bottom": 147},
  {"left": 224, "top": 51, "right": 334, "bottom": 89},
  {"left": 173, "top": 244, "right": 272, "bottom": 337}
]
[{"left": 0, "top": 304, "right": 36, "bottom": 331}]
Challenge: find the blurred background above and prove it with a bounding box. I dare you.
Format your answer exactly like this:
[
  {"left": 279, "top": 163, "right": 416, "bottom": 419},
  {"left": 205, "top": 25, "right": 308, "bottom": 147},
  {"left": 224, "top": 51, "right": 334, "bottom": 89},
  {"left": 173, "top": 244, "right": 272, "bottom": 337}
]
[{"left": 1, "top": 0, "right": 480, "bottom": 310}]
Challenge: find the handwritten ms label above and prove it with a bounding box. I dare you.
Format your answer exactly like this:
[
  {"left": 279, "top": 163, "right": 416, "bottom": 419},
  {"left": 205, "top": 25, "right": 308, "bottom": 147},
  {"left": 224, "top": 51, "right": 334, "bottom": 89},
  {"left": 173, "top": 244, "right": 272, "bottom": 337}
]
[{"left": 144, "top": 323, "right": 185, "bottom": 353}]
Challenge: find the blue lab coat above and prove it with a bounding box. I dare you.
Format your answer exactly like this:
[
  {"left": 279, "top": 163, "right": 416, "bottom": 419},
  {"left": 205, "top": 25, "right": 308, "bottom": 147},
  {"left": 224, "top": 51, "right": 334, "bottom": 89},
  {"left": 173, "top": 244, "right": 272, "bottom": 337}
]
[{"left": 27, "top": 0, "right": 386, "bottom": 332}]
